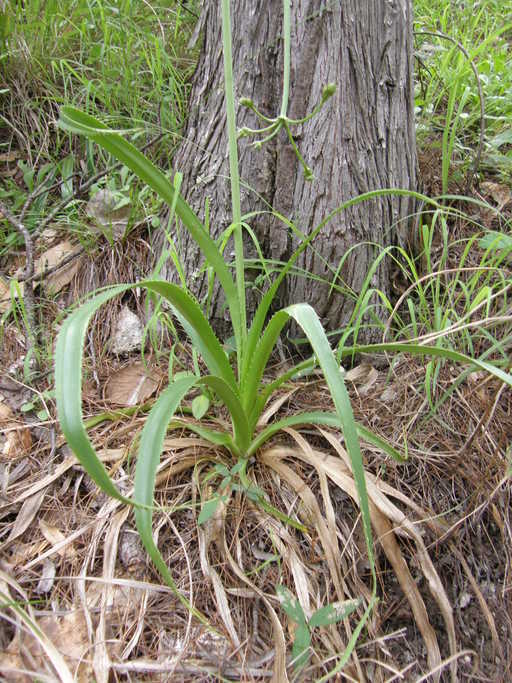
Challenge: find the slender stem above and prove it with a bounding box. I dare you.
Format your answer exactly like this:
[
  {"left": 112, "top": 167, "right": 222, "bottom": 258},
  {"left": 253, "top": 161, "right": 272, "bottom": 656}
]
[
  {"left": 283, "top": 120, "right": 312, "bottom": 179},
  {"left": 221, "top": 0, "right": 246, "bottom": 367},
  {"left": 0, "top": 202, "right": 37, "bottom": 361},
  {"left": 253, "top": 124, "right": 281, "bottom": 147},
  {"left": 279, "top": 0, "right": 291, "bottom": 118}
]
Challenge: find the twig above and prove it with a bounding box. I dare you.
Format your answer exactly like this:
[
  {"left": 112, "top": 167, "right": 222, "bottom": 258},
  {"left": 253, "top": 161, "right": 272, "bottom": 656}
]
[
  {"left": 0, "top": 130, "right": 165, "bottom": 365},
  {"left": 0, "top": 201, "right": 37, "bottom": 360},
  {"left": 32, "top": 132, "right": 165, "bottom": 239},
  {"left": 20, "top": 172, "right": 82, "bottom": 222},
  {"left": 0, "top": 203, "right": 34, "bottom": 281},
  {"left": 176, "top": 1, "right": 199, "bottom": 19},
  {"left": 18, "top": 246, "right": 85, "bottom": 284}
]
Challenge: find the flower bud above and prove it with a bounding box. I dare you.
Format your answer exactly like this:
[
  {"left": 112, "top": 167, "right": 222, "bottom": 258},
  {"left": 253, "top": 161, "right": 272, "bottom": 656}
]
[{"left": 322, "top": 83, "right": 336, "bottom": 100}]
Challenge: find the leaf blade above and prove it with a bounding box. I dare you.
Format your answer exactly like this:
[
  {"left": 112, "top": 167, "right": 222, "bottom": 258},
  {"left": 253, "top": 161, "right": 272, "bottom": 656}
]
[
  {"left": 134, "top": 376, "right": 210, "bottom": 624},
  {"left": 58, "top": 106, "right": 243, "bottom": 354}
]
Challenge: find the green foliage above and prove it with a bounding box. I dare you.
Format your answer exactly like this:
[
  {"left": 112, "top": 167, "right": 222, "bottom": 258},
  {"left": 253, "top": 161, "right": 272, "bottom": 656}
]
[
  {"left": 414, "top": 0, "right": 512, "bottom": 181},
  {"left": 276, "top": 585, "right": 361, "bottom": 673},
  {"left": 20, "top": 388, "right": 55, "bottom": 421},
  {"left": 54, "top": 1, "right": 384, "bottom": 670},
  {"left": 52, "top": 0, "right": 512, "bottom": 675},
  {"left": 379, "top": 203, "right": 512, "bottom": 404},
  {"left": 3, "top": 0, "right": 194, "bottom": 138}
]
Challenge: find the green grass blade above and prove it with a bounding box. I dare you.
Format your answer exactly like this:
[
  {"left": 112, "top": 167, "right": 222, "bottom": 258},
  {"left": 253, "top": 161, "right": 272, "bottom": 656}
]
[
  {"left": 241, "top": 309, "right": 289, "bottom": 414},
  {"left": 339, "top": 342, "right": 512, "bottom": 387},
  {"left": 242, "top": 189, "right": 442, "bottom": 387},
  {"left": 285, "top": 303, "right": 378, "bottom": 654},
  {"left": 248, "top": 358, "right": 317, "bottom": 427},
  {"left": 197, "top": 376, "right": 250, "bottom": 454},
  {"left": 134, "top": 376, "right": 209, "bottom": 625},
  {"left": 58, "top": 106, "right": 243, "bottom": 350},
  {"left": 55, "top": 283, "right": 136, "bottom": 505},
  {"left": 284, "top": 305, "right": 374, "bottom": 546},
  {"left": 55, "top": 280, "right": 237, "bottom": 505},
  {"left": 246, "top": 302, "right": 376, "bottom": 618},
  {"left": 173, "top": 421, "right": 238, "bottom": 450},
  {"left": 248, "top": 411, "right": 405, "bottom": 462},
  {"left": 142, "top": 279, "right": 236, "bottom": 389}
]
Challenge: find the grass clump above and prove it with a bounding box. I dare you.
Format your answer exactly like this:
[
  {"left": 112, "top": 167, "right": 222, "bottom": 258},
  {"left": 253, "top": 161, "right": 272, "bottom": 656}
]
[
  {"left": 1, "top": 0, "right": 196, "bottom": 161},
  {"left": 414, "top": 0, "right": 512, "bottom": 185}
]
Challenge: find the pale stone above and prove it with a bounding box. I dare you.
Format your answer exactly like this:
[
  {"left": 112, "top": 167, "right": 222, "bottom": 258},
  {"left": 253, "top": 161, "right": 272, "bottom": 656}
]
[{"left": 110, "top": 306, "right": 144, "bottom": 354}]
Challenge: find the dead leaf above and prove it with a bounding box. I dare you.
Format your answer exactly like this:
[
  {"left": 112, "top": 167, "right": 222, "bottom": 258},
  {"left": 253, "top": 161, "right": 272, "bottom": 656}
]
[
  {"left": 35, "top": 558, "right": 56, "bottom": 594},
  {"left": 1, "top": 610, "right": 92, "bottom": 683},
  {"left": 9, "top": 540, "right": 47, "bottom": 566},
  {"left": 481, "top": 181, "right": 511, "bottom": 210},
  {"left": 380, "top": 386, "right": 397, "bottom": 402},
  {"left": 33, "top": 241, "right": 82, "bottom": 294},
  {"left": 104, "top": 362, "right": 159, "bottom": 406},
  {"left": 40, "top": 227, "right": 58, "bottom": 242},
  {"left": 0, "top": 276, "right": 12, "bottom": 313},
  {"left": 6, "top": 489, "right": 46, "bottom": 545},
  {"left": 359, "top": 366, "right": 380, "bottom": 396},
  {"left": 0, "top": 650, "right": 27, "bottom": 682},
  {"left": 38, "top": 519, "right": 76, "bottom": 559},
  {"left": 344, "top": 363, "right": 372, "bottom": 383},
  {"left": 86, "top": 578, "right": 143, "bottom": 613},
  {"left": 1, "top": 420, "right": 32, "bottom": 460},
  {"left": 0, "top": 402, "right": 13, "bottom": 420},
  {"left": 0, "top": 151, "right": 20, "bottom": 163}
]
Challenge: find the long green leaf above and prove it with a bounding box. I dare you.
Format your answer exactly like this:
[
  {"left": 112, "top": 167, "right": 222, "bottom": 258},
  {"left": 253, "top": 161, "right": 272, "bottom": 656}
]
[
  {"left": 55, "top": 280, "right": 236, "bottom": 506},
  {"left": 283, "top": 304, "right": 378, "bottom": 630},
  {"left": 247, "top": 357, "right": 316, "bottom": 428},
  {"left": 246, "top": 303, "right": 377, "bottom": 633},
  {"left": 340, "top": 342, "right": 512, "bottom": 387},
  {"left": 55, "top": 284, "right": 136, "bottom": 504},
  {"left": 142, "top": 279, "right": 236, "bottom": 389},
  {"left": 247, "top": 410, "right": 405, "bottom": 462},
  {"left": 134, "top": 376, "right": 209, "bottom": 624},
  {"left": 173, "top": 420, "right": 238, "bottom": 450},
  {"left": 196, "top": 376, "right": 250, "bottom": 454},
  {"left": 58, "top": 106, "right": 243, "bottom": 352},
  {"left": 242, "top": 309, "right": 289, "bottom": 414}
]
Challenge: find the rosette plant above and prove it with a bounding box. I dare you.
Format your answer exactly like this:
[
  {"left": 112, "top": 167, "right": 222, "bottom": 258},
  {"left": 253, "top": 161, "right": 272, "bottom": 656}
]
[{"left": 54, "top": 0, "right": 512, "bottom": 674}]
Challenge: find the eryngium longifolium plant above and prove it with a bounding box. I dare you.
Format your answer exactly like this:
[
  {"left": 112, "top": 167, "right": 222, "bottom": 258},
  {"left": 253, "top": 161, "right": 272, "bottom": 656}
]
[{"left": 54, "top": 0, "right": 512, "bottom": 671}]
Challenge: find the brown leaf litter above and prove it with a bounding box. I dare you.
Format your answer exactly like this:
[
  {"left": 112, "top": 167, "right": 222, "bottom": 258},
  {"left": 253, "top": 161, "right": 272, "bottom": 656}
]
[{"left": 0, "top": 353, "right": 510, "bottom": 681}]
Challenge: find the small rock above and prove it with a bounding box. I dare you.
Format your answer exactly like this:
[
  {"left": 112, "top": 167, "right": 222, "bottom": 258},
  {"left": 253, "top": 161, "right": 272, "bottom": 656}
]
[
  {"left": 119, "top": 525, "right": 146, "bottom": 575},
  {"left": 458, "top": 591, "right": 472, "bottom": 609},
  {"left": 110, "top": 306, "right": 144, "bottom": 355}
]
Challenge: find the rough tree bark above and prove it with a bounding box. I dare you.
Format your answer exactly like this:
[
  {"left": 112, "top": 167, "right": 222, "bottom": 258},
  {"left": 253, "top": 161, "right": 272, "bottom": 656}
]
[{"left": 155, "top": 0, "right": 416, "bottom": 341}]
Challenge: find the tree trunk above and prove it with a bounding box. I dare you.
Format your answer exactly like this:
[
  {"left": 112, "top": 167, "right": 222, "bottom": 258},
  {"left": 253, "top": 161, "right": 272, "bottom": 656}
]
[{"left": 155, "top": 0, "right": 416, "bottom": 342}]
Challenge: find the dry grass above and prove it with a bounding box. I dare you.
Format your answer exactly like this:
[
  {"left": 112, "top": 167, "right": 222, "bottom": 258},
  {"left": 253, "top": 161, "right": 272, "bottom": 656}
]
[
  {"left": 0, "top": 183, "right": 510, "bottom": 681},
  {"left": 1, "top": 2, "right": 510, "bottom": 679},
  {"left": 1, "top": 341, "right": 510, "bottom": 681}
]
